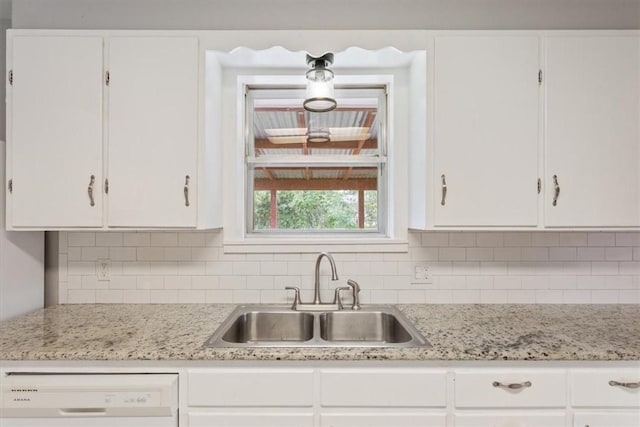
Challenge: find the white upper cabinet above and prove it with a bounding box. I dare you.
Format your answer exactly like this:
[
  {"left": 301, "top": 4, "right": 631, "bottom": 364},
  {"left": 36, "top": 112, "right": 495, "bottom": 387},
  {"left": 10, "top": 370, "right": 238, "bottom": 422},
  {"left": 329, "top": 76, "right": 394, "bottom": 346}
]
[
  {"left": 8, "top": 36, "right": 104, "bottom": 228},
  {"left": 544, "top": 35, "right": 640, "bottom": 227},
  {"left": 107, "top": 37, "right": 199, "bottom": 228},
  {"left": 432, "top": 36, "right": 540, "bottom": 227}
]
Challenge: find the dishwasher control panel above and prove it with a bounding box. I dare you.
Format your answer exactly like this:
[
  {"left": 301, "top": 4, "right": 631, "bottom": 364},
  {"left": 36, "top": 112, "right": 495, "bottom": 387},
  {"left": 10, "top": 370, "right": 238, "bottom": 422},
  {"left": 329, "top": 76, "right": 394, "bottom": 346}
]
[{"left": 0, "top": 373, "right": 178, "bottom": 418}]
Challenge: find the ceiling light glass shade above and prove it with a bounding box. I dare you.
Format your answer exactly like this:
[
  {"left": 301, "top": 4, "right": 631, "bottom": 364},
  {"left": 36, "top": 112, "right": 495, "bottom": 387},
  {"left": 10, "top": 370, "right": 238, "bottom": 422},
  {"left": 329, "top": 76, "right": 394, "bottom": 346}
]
[
  {"left": 307, "top": 129, "right": 331, "bottom": 143},
  {"left": 303, "top": 53, "right": 337, "bottom": 113}
]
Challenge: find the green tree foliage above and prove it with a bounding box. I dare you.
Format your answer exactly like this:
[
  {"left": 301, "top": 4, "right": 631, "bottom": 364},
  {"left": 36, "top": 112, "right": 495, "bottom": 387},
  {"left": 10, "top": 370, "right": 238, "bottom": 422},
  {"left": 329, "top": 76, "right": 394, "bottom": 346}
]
[{"left": 254, "top": 190, "right": 377, "bottom": 230}]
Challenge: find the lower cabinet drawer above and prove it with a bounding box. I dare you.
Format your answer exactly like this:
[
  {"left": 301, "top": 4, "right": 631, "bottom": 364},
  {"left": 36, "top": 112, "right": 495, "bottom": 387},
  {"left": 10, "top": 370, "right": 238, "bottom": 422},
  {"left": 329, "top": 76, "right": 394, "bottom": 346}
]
[
  {"left": 188, "top": 369, "right": 314, "bottom": 407},
  {"left": 320, "top": 369, "right": 447, "bottom": 408},
  {"left": 321, "top": 412, "right": 447, "bottom": 427},
  {"left": 573, "top": 411, "right": 640, "bottom": 427},
  {"left": 455, "top": 412, "right": 567, "bottom": 427},
  {"left": 188, "top": 412, "right": 314, "bottom": 427},
  {"left": 571, "top": 369, "right": 640, "bottom": 408},
  {"left": 455, "top": 369, "right": 566, "bottom": 408}
]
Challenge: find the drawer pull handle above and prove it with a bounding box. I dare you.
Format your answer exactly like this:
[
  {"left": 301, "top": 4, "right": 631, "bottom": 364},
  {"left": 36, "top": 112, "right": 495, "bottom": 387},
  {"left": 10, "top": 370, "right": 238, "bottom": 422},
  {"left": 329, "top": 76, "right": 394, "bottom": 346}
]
[
  {"left": 87, "top": 175, "right": 95, "bottom": 207},
  {"left": 609, "top": 380, "right": 640, "bottom": 389},
  {"left": 552, "top": 175, "right": 560, "bottom": 206},
  {"left": 492, "top": 381, "right": 532, "bottom": 390},
  {"left": 441, "top": 174, "right": 447, "bottom": 206},
  {"left": 184, "top": 175, "right": 190, "bottom": 207}
]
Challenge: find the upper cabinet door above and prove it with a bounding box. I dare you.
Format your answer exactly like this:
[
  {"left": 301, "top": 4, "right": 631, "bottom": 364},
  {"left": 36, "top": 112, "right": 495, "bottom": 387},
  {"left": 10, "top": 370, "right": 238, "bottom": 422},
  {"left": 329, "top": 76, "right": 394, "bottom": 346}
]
[
  {"left": 9, "top": 36, "right": 104, "bottom": 228},
  {"left": 545, "top": 35, "right": 640, "bottom": 227},
  {"left": 433, "top": 36, "right": 540, "bottom": 227},
  {"left": 107, "top": 37, "right": 198, "bottom": 227}
]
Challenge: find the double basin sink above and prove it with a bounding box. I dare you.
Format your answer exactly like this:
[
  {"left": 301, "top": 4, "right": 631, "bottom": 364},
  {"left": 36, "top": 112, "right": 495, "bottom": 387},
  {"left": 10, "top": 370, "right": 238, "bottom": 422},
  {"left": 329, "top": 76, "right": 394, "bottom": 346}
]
[{"left": 205, "top": 305, "right": 430, "bottom": 348}]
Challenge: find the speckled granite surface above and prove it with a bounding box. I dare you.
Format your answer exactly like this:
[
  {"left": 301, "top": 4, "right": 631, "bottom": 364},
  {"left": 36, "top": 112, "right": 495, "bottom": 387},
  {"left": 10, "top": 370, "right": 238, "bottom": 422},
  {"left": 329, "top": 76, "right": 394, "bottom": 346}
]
[{"left": 0, "top": 304, "right": 638, "bottom": 361}]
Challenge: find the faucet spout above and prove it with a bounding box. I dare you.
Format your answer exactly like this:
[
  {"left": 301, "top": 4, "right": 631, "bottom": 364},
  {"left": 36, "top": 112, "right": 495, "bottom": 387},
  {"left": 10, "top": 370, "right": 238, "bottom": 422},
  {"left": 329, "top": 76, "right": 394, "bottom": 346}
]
[{"left": 314, "top": 252, "right": 339, "bottom": 304}]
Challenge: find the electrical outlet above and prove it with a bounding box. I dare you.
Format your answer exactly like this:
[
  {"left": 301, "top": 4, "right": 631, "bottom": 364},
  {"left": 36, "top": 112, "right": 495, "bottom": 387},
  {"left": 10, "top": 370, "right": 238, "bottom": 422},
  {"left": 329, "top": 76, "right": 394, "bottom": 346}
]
[
  {"left": 411, "top": 264, "right": 432, "bottom": 284},
  {"left": 97, "top": 259, "right": 111, "bottom": 281}
]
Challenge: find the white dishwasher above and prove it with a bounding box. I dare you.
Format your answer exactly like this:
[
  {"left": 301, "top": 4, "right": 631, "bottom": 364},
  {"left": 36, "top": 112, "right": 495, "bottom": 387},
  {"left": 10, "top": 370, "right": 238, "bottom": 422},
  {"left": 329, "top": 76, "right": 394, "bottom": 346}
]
[{"left": 0, "top": 373, "right": 178, "bottom": 426}]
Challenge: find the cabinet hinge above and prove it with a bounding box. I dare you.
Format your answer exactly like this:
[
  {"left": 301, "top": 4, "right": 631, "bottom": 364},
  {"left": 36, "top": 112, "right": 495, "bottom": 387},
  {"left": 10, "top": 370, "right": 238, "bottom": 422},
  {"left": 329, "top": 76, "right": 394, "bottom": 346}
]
[
  {"left": 105, "top": 70, "right": 110, "bottom": 86},
  {"left": 8, "top": 179, "right": 12, "bottom": 193},
  {"left": 104, "top": 178, "right": 109, "bottom": 194},
  {"left": 8, "top": 70, "right": 13, "bottom": 85},
  {"left": 538, "top": 69, "right": 543, "bottom": 85},
  {"left": 537, "top": 178, "right": 541, "bottom": 194}
]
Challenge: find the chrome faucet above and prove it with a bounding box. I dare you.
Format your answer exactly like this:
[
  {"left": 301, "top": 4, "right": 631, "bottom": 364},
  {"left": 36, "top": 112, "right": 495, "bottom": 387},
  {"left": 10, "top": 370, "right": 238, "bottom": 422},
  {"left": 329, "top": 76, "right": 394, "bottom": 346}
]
[
  {"left": 285, "top": 252, "right": 345, "bottom": 311},
  {"left": 314, "top": 252, "right": 339, "bottom": 304}
]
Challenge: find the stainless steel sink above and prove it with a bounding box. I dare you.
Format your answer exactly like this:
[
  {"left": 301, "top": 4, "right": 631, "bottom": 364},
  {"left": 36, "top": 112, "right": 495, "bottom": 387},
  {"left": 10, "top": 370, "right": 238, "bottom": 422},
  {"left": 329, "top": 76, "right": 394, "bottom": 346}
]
[
  {"left": 221, "top": 311, "right": 314, "bottom": 343},
  {"left": 319, "top": 311, "right": 412, "bottom": 343},
  {"left": 205, "top": 305, "right": 430, "bottom": 348}
]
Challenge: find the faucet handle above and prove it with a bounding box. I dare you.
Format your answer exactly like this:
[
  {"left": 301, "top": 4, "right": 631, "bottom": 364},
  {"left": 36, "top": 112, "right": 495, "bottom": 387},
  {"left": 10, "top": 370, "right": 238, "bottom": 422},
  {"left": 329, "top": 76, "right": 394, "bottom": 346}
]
[
  {"left": 285, "top": 286, "right": 301, "bottom": 310},
  {"left": 346, "top": 279, "right": 361, "bottom": 310},
  {"left": 332, "top": 286, "right": 351, "bottom": 310}
]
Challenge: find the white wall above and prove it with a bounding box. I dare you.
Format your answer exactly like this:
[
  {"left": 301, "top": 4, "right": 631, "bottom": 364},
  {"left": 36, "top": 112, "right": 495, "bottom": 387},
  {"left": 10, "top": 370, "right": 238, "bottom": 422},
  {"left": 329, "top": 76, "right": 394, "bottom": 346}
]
[
  {"left": 58, "top": 230, "right": 640, "bottom": 305},
  {"left": 11, "top": 0, "right": 640, "bottom": 30}
]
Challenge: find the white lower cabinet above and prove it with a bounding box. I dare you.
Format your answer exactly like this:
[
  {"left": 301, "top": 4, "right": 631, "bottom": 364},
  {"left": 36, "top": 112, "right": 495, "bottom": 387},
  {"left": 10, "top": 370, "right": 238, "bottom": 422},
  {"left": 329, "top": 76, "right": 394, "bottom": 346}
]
[
  {"left": 455, "top": 413, "right": 567, "bottom": 426},
  {"left": 573, "top": 412, "right": 640, "bottom": 427},
  {"left": 321, "top": 413, "right": 446, "bottom": 426},
  {"left": 188, "top": 413, "right": 314, "bottom": 427},
  {"left": 184, "top": 366, "right": 640, "bottom": 427}
]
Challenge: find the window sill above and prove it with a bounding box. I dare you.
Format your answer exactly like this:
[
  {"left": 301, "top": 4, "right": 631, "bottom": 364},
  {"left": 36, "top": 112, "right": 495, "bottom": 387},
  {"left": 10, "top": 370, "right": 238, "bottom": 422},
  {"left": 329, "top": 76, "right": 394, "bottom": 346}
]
[{"left": 223, "top": 237, "right": 408, "bottom": 254}]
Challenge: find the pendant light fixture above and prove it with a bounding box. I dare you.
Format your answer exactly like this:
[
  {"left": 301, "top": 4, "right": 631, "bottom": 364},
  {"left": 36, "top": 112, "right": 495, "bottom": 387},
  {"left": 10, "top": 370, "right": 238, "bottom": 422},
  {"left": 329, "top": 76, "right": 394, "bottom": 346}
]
[{"left": 303, "top": 53, "right": 337, "bottom": 113}]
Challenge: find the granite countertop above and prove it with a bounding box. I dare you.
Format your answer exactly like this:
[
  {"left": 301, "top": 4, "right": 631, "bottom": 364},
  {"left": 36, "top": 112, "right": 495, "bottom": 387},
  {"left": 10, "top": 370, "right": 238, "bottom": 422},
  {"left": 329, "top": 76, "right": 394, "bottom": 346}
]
[{"left": 0, "top": 304, "right": 638, "bottom": 361}]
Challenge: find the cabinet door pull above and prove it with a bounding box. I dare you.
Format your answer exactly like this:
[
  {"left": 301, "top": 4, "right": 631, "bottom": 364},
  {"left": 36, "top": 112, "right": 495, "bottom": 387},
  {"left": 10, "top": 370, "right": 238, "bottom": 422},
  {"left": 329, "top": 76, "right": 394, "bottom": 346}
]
[
  {"left": 609, "top": 380, "right": 640, "bottom": 389},
  {"left": 441, "top": 174, "right": 447, "bottom": 206},
  {"left": 492, "top": 381, "right": 532, "bottom": 390},
  {"left": 184, "top": 175, "right": 190, "bottom": 207},
  {"left": 87, "top": 175, "right": 95, "bottom": 207},
  {"left": 552, "top": 175, "right": 560, "bottom": 206}
]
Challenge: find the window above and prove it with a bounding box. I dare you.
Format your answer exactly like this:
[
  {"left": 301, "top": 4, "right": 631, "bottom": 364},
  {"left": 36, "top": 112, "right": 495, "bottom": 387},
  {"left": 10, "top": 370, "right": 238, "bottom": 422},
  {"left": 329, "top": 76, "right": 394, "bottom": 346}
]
[{"left": 245, "top": 86, "right": 388, "bottom": 236}]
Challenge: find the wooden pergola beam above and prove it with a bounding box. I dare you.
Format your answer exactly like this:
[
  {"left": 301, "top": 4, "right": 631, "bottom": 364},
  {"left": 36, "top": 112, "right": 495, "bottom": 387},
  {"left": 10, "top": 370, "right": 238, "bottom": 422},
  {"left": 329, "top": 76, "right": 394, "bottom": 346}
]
[
  {"left": 254, "top": 178, "right": 377, "bottom": 191},
  {"left": 254, "top": 138, "right": 378, "bottom": 151}
]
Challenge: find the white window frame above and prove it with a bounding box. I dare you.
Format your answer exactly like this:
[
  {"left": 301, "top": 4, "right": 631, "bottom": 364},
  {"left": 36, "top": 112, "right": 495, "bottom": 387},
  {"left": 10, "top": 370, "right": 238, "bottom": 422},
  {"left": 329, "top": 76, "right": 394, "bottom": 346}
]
[
  {"left": 245, "top": 86, "right": 388, "bottom": 236},
  {"left": 223, "top": 73, "right": 410, "bottom": 253}
]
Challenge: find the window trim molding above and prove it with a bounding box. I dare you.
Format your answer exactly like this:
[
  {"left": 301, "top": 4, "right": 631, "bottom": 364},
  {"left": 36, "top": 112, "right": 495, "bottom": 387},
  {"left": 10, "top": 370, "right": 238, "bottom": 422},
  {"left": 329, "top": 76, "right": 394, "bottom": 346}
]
[{"left": 220, "top": 56, "right": 420, "bottom": 253}]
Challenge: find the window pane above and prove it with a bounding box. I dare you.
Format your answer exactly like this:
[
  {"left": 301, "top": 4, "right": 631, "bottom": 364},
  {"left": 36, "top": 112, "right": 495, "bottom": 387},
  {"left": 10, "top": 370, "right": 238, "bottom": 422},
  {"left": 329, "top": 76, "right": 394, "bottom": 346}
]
[
  {"left": 252, "top": 91, "right": 382, "bottom": 158},
  {"left": 254, "top": 190, "right": 378, "bottom": 231}
]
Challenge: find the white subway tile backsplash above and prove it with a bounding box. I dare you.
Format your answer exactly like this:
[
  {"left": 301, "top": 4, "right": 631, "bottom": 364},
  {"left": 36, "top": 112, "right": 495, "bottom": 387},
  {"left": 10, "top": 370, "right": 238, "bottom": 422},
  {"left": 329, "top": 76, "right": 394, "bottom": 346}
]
[
  {"left": 68, "top": 232, "right": 95, "bottom": 247},
  {"left": 137, "top": 247, "right": 165, "bottom": 261},
  {"left": 123, "top": 290, "right": 151, "bottom": 303},
  {"left": 438, "top": 247, "right": 466, "bottom": 261},
  {"left": 466, "top": 247, "right": 494, "bottom": 261},
  {"left": 591, "top": 290, "right": 619, "bottom": 304},
  {"left": 109, "top": 276, "right": 138, "bottom": 290},
  {"left": 549, "top": 247, "right": 577, "bottom": 261},
  {"left": 449, "top": 232, "right": 476, "bottom": 247},
  {"left": 164, "top": 276, "right": 191, "bottom": 289},
  {"left": 67, "top": 289, "right": 96, "bottom": 303},
  {"left": 559, "top": 232, "right": 587, "bottom": 247},
  {"left": 588, "top": 232, "right": 616, "bottom": 247},
  {"left": 421, "top": 232, "right": 449, "bottom": 247},
  {"left": 476, "top": 232, "right": 504, "bottom": 247},
  {"left": 81, "top": 247, "right": 108, "bottom": 261},
  {"left": 164, "top": 247, "right": 191, "bottom": 261},
  {"left": 54, "top": 230, "right": 640, "bottom": 305},
  {"left": 95, "top": 232, "right": 123, "bottom": 247},
  {"left": 577, "top": 247, "right": 605, "bottom": 261},
  {"left": 123, "top": 232, "right": 150, "bottom": 247},
  {"left": 503, "top": 232, "right": 531, "bottom": 247},
  {"left": 191, "top": 275, "right": 219, "bottom": 289},
  {"left": 109, "top": 247, "right": 137, "bottom": 261},
  {"left": 178, "top": 232, "right": 206, "bottom": 247},
  {"left": 178, "top": 290, "right": 206, "bottom": 303},
  {"left": 605, "top": 247, "right": 633, "bottom": 261},
  {"left": 531, "top": 232, "right": 559, "bottom": 247},
  {"left": 96, "top": 289, "right": 124, "bottom": 303},
  {"left": 150, "top": 232, "right": 178, "bottom": 247}
]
